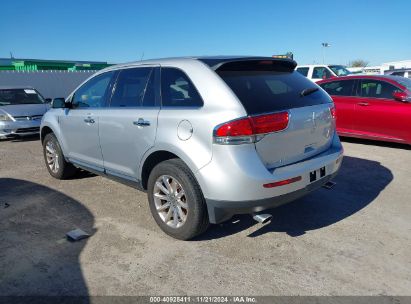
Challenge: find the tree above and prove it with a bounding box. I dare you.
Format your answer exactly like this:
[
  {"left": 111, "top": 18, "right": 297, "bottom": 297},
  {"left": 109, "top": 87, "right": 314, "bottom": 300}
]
[{"left": 348, "top": 59, "right": 369, "bottom": 67}]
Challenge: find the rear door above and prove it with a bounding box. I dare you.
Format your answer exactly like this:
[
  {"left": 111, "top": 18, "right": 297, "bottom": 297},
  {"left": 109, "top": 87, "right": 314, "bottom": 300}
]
[
  {"left": 217, "top": 63, "right": 335, "bottom": 169},
  {"left": 320, "top": 79, "right": 357, "bottom": 133},
  {"left": 99, "top": 66, "right": 160, "bottom": 180},
  {"left": 60, "top": 71, "right": 115, "bottom": 171},
  {"left": 354, "top": 79, "right": 409, "bottom": 141}
]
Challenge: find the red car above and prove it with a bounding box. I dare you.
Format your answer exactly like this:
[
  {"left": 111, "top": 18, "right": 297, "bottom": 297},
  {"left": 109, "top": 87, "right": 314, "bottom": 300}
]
[{"left": 318, "top": 75, "right": 411, "bottom": 145}]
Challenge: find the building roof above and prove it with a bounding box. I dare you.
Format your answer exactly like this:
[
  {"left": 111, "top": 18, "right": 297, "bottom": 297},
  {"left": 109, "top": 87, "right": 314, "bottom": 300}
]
[{"left": 0, "top": 57, "right": 109, "bottom": 64}]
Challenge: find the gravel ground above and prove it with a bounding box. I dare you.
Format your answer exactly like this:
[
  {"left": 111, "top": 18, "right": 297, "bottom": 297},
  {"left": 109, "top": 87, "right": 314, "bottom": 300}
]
[{"left": 0, "top": 136, "right": 410, "bottom": 296}]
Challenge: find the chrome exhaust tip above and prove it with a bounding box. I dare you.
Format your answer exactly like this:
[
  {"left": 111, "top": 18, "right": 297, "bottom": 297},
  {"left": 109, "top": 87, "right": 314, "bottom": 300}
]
[{"left": 252, "top": 213, "right": 273, "bottom": 224}]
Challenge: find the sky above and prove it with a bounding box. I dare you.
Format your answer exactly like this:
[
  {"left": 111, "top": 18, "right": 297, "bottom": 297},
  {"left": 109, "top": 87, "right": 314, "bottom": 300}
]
[{"left": 1, "top": 0, "right": 410, "bottom": 66}]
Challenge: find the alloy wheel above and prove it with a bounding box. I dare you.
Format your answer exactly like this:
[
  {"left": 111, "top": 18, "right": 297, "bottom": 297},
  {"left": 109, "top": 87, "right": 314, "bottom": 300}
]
[
  {"left": 153, "top": 175, "right": 188, "bottom": 228},
  {"left": 45, "top": 140, "right": 59, "bottom": 173}
]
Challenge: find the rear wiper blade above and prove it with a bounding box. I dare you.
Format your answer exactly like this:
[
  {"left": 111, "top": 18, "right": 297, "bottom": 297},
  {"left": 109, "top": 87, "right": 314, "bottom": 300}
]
[{"left": 300, "top": 87, "right": 319, "bottom": 97}]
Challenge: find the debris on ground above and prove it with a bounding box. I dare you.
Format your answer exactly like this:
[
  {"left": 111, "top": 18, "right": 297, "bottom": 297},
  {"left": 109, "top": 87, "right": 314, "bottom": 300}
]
[{"left": 66, "top": 228, "right": 90, "bottom": 241}]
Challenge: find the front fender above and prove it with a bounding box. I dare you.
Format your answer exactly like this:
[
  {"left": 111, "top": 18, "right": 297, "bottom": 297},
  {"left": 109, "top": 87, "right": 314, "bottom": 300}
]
[{"left": 40, "top": 110, "right": 68, "bottom": 156}]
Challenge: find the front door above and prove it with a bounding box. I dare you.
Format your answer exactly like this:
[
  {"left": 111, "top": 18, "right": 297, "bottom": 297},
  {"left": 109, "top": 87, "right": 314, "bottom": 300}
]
[
  {"left": 99, "top": 66, "right": 160, "bottom": 180},
  {"left": 59, "top": 71, "right": 116, "bottom": 171},
  {"left": 354, "top": 79, "right": 409, "bottom": 141}
]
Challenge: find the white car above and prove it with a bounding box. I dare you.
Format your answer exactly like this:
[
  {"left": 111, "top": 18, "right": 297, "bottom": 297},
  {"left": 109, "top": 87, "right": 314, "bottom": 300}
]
[{"left": 296, "top": 65, "right": 352, "bottom": 82}]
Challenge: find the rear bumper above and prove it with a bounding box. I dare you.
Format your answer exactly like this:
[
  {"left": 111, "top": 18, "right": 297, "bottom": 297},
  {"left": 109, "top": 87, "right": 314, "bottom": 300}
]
[
  {"left": 206, "top": 171, "right": 338, "bottom": 224},
  {"left": 197, "top": 134, "right": 343, "bottom": 224}
]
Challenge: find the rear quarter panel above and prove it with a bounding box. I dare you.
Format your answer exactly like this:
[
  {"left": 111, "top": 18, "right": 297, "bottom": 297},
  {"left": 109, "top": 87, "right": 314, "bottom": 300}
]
[{"left": 140, "top": 60, "right": 247, "bottom": 177}]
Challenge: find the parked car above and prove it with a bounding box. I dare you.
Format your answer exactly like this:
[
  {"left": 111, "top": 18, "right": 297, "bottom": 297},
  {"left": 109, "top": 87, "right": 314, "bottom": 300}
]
[
  {"left": 318, "top": 75, "right": 411, "bottom": 145},
  {"left": 384, "top": 68, "right": 411, "bottom": 78},
  {"left": 40, "top": 56, "right": 343, "bottom": 240},
  {"left": 296, "top": 64, "right": 352, "bottom": 82},
  {"left": 0, "top": 86, "right": 49, "bottom": 138}
]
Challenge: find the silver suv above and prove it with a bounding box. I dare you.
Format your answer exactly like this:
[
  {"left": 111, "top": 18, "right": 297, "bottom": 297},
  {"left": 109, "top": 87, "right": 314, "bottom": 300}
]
[{"left": 40, "top": 57, "right": 343, "bottom": 240}]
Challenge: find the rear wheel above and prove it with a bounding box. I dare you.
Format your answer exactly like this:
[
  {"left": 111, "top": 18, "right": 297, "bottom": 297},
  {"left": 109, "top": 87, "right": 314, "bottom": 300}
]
[
  {"left": 147, "top": 159, "right": 209, "bottom": 240},
  {"left": 43, "top": 133, "right": 77, "bottom": 179}
]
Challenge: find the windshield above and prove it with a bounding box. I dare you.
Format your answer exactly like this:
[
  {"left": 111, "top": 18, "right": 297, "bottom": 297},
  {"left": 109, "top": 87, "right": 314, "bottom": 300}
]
[
  {"left": 0, "top": 89, "right": 45, "bottom": 106},
  {"left": 329, "top": 65, "right": 351, "bottom": 76},
  {"left": 395, "top": 77, "right": 411, "bottom": 91}
]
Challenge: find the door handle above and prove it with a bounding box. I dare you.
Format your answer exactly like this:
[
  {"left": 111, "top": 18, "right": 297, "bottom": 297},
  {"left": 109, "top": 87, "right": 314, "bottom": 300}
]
[
  {"left": 133, "top": 118, "right": 150, "bottom": 127},
  {"left": 84, "top": 117, "right": 95, "bottom": 124},
  {"left": 358, "top": 102, "right": 369, "bottom": 106}
]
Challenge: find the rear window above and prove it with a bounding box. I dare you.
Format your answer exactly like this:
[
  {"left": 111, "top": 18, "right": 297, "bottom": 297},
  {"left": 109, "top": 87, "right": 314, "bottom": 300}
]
[
  {"left": 217, "top": 69, "right": 332, "bottom": 115},
  {"left": 0, "top": 89, "right": 44, "bottom": 106}
]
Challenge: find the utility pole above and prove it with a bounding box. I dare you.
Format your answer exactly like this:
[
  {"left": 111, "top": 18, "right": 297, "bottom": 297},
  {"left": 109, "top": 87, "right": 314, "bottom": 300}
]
[{"left": 321, "top": 43, "right": 331, "bottom": 64}]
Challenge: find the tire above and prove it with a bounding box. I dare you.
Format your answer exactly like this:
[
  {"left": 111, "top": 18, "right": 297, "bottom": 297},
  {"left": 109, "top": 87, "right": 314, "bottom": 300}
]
[
  {"left": 43, "top": 133, "right": 77, "bottom": 179},
  {"left": 147, "top": 158, "right": 209, "bottom": 240}
]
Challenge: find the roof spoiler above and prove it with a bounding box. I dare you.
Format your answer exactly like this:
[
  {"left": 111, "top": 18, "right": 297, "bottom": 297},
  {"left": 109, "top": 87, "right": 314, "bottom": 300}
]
[{"left": 210, "top": 58, "right": 297, "bottom": 72}]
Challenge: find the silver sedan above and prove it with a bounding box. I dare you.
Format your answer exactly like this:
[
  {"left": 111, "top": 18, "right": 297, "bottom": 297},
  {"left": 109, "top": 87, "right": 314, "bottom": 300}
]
[{"left": 0, "top": 86, "right": 49, "bottom": 138}]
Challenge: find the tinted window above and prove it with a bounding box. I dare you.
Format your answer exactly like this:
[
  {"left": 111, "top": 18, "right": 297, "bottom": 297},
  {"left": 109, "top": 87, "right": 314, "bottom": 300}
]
[
  {"left": 0, "top": 89, "right": 44, "bottom": 106},
  {"left": 73, "top": 72, "right": 114, "bottom": 108},
  {"left": 110, "top": 68, "right": 153, "bottom": 107},
  {"left": 360, "top": 80, "right": 399, "bottom": 99},
  {"left": 320, "top": 80, "right": 356, "bottom": 96},
  {"left": 329, "top": 65, "right": 351, "bottom": 76},
  {"left": 296, "top": 67, "right": 309, "bottom": 77},
  {"left": 217, "top": 70, "right": 331, "bottom": 115},
  {"left": 395, "top": 77, "right": 411, "bottom": 91},
  {"left": 408, "top": 72, "right": 411, "bottom": 79},
  {"left": 161, "top": 68, "right": 203, "bottom": 107},
  {"left": 312, "top": 67, "right": 332, "bottom": 79},
  {"left": 391, "top": 71, "right": 405, "bottom": 77}
]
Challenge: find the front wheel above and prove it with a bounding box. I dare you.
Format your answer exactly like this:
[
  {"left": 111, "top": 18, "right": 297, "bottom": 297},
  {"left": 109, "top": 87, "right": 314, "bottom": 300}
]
[
  {"left": 147, "top": 159, "right": 209, "bottom": 240},
  {"left": 43, "top": 133, "right": 77, "bottom": 179}
]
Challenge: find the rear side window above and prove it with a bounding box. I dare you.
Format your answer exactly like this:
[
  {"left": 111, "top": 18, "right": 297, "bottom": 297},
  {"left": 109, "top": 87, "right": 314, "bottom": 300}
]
[
  {"left": 312, "top": 67, "right": 332, "bottom": 79},
  {"left": 110, "top": 67, "right": 154, "bottom": 107},
  {"left": 161, "top": 68, "right": 203, "bottom": 107},
  {"left": 360, "top": 80, "right": 399, "bottom": 99},
  {"left": 217, "top": 70, "right": 331, "bottom": 115},
  {"left": 296, "top": 67, "right": 309, "bottom": 77},
  {"left": 320, "top": 80, "right": 356, "bottom": 96}
]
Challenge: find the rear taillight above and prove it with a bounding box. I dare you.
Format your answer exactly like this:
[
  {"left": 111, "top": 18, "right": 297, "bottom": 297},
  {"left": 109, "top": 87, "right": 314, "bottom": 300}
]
[{"left": 214, "top": 112, "right": 289, "bottom": 145}]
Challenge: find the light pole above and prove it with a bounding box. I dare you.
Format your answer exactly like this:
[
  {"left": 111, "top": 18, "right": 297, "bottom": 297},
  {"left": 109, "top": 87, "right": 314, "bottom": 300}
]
[{"left": 321, "top": 42, "right": 331, "bottom": 64}]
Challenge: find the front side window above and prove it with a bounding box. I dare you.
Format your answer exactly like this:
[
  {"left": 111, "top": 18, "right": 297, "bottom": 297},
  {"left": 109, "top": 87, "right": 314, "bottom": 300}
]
[
  {"left": 110, "top": 67, "right": 154, "bottom": 107},
  {"left": 72, "top": 71, "right": 114, "bottom": 108},
  {"left": 360, "top": 79, "right": 399, "bottom": 99},
  {"left": 296, "top": 67, "right": 309, "bottom": 77},
  {"left": 161, "top": 68, "right": 203, "bottom": 107},
  {"left": 320, "top": 80, "right": 356, "bottom": 96},
  {"left": 0, "top": 89, "right": 44, "bottom": 106},
  {"left": 312, "top": 67, "right": 332, "bottom": 79}
]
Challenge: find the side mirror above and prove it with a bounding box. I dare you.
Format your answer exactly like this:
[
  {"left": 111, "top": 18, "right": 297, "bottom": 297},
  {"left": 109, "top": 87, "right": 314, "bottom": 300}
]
[
  {"left": 393, "top": 91, "right": 408, "bottom": 102},
  {"left": 51, "top": 98, "right": 67, "bottom": 109},
  {"left": 44, "top": 98, "right": 52, "bottom": 103}
]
